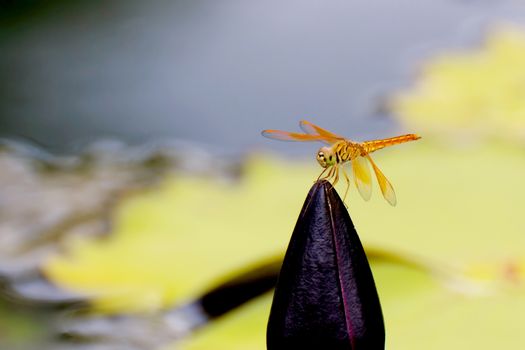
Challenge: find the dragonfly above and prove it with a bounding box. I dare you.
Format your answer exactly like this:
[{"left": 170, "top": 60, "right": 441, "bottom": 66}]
[{"left": 261, "top": 120, "right": 421, "bottom": 206}]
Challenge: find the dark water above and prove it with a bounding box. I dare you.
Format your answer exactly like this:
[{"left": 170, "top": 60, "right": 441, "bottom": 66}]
[{"left": 1, "top": 0, "right": 524, "bottom": 154}]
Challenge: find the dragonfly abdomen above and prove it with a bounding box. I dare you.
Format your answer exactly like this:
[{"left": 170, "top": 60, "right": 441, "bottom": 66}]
[{"left": 363, "top": 134, "right": 420, "bottom": 153}]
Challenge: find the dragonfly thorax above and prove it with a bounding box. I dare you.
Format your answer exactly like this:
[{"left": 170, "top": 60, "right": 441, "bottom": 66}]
[{"left": 316, "top": 146, "right": 337, "bottom": 168}]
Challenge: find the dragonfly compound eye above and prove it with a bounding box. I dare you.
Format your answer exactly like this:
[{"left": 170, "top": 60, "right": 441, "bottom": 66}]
[{"left": 316, "top": 151, "right": 328, "bottom": 167}]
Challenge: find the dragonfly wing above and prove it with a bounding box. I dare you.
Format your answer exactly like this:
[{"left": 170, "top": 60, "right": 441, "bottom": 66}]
[
  {"left": 299, "top": 120, "right": 345, "bottom": 140},
  {"left": 366, "top": 155, "right": 396, "bottom": 206},
  {"left": 261, "top": 130, "right": 335, "bottom": 142},
  {"left": 351, "top": 156, "right": 372, "bottom": 201}
]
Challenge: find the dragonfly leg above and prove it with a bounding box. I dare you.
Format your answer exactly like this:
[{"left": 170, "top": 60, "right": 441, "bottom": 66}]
[
  {"left": 327, "top": 166, "right": 336, "bottom": 181},
  {"left": 316, "top": 167, "right": 329, "bottom": 182},
  {"left": 341, "top": 166, "right": 351, "bottom": 204},
  {"left": 332, "top": 165, "right": 340, "bottom": 186},
  {"left": 321, "top": 166, "right": 334, "bottom": 182}
]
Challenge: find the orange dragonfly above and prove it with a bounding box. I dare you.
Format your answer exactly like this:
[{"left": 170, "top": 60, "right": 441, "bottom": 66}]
[{"left": 262, "top": 120, "right": 421, "bottom": 206}]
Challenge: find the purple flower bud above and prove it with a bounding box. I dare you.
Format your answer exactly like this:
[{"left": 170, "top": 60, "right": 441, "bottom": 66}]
[{"left": 267, "top": 180, "right": 385, "bottom": 350}]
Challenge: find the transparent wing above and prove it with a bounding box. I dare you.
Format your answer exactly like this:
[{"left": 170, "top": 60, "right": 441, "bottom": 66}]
[
  {"left": 299, "top": 120, "right": 345, "bottom": 140},
  {"left": 261, "top": 129, "right": 336, "bottom": 143},
  {"left": 351, "top": 156, "right": 372, "bottom": 201},
  {"left": 366, "top": 155, "right": 396, "bottom": 206}
]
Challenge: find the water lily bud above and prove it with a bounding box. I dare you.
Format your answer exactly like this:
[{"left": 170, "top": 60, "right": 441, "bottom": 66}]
[{"left": 267, "top": 180, "right": 385, "bottom": 349}]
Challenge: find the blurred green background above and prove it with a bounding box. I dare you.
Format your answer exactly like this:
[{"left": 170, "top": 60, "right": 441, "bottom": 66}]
[{"left": 1, "top": 1, "right": 524, "bottom": 349}]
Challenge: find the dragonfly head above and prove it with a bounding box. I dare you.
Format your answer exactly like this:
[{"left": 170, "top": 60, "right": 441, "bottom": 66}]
[{"left": 316, "top": 147, "right": 336, "bottom": 168}]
